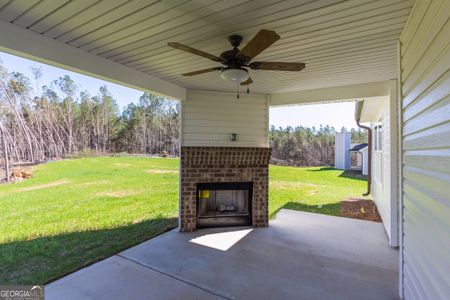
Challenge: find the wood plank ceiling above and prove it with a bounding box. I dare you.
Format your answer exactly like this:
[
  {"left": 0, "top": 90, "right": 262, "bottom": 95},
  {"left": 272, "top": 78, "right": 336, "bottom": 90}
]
[{"left": 0, "top": 0, "right": 413, "bottom": 94}]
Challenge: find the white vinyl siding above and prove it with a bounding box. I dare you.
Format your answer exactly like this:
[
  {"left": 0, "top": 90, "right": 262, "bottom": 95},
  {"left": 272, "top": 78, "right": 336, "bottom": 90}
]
[
  {"left": 399, "top": 1, "right": 450, "bottom": 299},
  {"left": 182, "top": 90, "right": 269, "bottom": 147},
  {"left": 370, "top": 93, "right": 398, "bottom": 247}
]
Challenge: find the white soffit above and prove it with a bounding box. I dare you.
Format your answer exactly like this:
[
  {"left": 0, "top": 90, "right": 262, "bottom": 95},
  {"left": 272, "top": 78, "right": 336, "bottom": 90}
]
[
  {"left": 359, "top": 96, "right": 388, "bottom": 123},
  {"left": 0, "top": 0, "right": 412, "bottom": 94},
  {"left": 0, "top": 20, "right": 186, "bottom": 100},
  {"left": 269, "top": 80, "right": 390, "bottom": 106}
]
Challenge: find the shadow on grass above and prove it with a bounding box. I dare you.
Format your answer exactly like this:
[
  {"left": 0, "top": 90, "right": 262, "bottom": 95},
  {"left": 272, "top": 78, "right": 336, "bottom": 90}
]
[
  {"left": 307, "top": 167, "right": 368, "bottom": 182},
  {"left": 0, "top": 217, "right": 177, "bottom": 285},
  {"left": 338, "top": 171, "right": 368, "bottom": 182},
  {"left": 306, "top": 167, "right": 336, "bottom": 172},
  {"left": 270, "top": 201, "right": 341, "bottom": 219}
]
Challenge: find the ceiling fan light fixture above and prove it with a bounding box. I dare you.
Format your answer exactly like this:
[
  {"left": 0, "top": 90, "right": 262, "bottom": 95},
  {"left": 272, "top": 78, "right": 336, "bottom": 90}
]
[
  {"left": 220, "top": 68, "right": 249, "bottom": 83},
  {"left": 169, "top": 29, "right": 306, "bottom": 86}
]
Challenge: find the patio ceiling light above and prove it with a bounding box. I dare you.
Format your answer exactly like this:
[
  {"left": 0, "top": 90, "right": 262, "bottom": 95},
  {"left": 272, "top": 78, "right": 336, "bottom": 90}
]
[
  {"left": 168, "top": 30, "right": 306, "bottom": 88},
  {"left": 220, "top": 68, "right": 249, "bottom": 83}
]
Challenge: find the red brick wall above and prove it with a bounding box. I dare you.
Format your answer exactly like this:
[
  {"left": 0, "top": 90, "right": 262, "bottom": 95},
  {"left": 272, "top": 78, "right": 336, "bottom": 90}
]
[{"left": 180, "top": 147, "right": 271, "bottom": 232}]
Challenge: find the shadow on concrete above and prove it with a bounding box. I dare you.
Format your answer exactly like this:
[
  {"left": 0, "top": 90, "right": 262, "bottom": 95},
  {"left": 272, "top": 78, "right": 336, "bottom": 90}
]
[{"left": 0, "top": 217, "right": 177, "bottom": 285}]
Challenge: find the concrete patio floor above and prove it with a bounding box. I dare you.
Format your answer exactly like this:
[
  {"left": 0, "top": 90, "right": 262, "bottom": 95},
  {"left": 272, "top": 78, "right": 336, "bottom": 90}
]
[{"left": 46, "top": 209, "right": 399, "bottom": 300}]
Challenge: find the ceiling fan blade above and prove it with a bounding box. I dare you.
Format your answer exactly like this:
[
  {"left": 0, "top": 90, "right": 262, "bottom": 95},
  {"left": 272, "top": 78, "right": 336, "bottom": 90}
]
[
  {"left": 182, "top": 67, "right": 223, "bottom": 76},
  {"left": 240, "top": 77, "right": 253, "bottom": 86},
  {"left": 248, "top": 61, "right": 305, "bottom": 71},
  {"left": 238, "top": 30, "right": 280, "bottom": 61},
  {"left": 168, "top": 42, "right": 224, "bottom": 63}
]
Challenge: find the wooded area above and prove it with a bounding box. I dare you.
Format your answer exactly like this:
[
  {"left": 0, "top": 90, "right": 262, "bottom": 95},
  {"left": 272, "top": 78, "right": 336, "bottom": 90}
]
[
  {"left": 270, "top": 125, "right": 367, "bottom": 166},
  {"left": 0, "top": 62, "right": 367, "bottom": 181},
  {"left": 0, "top": 63, "right": 179, "bottom": 181}
]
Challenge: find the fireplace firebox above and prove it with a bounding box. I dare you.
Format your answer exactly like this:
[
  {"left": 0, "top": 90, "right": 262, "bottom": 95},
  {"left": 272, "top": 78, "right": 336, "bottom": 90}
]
[{"left": 196, "top": 182, "right": 252, "bottom": 228}]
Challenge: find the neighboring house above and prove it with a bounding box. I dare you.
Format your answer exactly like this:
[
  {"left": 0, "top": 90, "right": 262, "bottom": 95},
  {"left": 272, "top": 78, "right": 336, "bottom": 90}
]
[
  {"left": 350, "top": 143, "right": 368, "bottom": 175},
  {"left": 334, "top": 132, "right": 351, "bottom": 170},
  {"left": 359, "top": 146, "right": 369, "bottom": 176},
  {"left": 334, "top": 135, "right": 368, "bottom": 176}
]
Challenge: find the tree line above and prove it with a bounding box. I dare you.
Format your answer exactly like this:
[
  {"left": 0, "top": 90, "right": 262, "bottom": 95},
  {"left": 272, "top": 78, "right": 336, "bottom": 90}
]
[
  {"left": 270, "top": 125, "right": 367, "bottom": 166},
  {"left": 0, "top": 63, "right": 179, "bottom": 181},
  {"left": 0, "top": 61, "right": 368, "bottom": 181}
]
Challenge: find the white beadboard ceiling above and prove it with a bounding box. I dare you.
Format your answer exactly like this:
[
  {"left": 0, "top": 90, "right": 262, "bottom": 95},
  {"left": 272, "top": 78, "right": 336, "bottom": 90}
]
[{"left": 0, "top": 0, "right": 413, "bottom": 94}]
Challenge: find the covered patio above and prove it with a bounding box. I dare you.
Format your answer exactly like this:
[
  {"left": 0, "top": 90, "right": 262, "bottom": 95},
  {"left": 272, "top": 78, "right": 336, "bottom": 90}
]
[
  {"left": 1, "top": 0, "right": 449, "bottom": 298},
  {"left": 46, "top": 210, "right": 398, "bottom": 300}
]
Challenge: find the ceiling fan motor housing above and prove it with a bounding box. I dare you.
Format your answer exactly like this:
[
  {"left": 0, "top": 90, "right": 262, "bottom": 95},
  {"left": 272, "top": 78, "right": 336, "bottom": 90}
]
[
  {"left": 220, "top": 48, "right": 240, "bottom": 65},
  {"left": 220, "top": 34, "right": 248, "bottom": 67},
  {"left": 229, "top": 35, "right": 243, "bottom": 47}
]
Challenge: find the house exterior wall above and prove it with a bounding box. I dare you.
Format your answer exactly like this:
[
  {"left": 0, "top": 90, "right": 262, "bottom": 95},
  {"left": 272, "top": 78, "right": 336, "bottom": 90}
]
[
  {"left": 370, "top": 94, "right": 398, "bottom": 247},
  {"left": 399, "top": 1, "right": 450, "bottom": 299},
  {"left": 181, "top": 90, "right": 269, "bottom": 147}
]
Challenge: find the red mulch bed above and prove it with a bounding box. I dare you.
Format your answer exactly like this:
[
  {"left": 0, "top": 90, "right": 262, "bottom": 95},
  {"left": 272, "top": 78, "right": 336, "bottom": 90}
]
[{"left": 340, "top": 198, "right": 382, "bottom": 222}]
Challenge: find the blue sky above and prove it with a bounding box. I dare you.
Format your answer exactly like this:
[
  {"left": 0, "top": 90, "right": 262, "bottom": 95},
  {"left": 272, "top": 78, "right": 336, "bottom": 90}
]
[{"left": 0, "top": 51, "right": 357, "bottom": 129}]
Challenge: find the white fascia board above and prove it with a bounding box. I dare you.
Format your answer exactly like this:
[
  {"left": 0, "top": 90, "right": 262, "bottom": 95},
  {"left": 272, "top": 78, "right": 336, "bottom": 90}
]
[
  {"left": 0, "top": 20, "right": 186, "bottom": 101},
  {"left": 269, "top": 81, "right": 391, "bottom": 106}
]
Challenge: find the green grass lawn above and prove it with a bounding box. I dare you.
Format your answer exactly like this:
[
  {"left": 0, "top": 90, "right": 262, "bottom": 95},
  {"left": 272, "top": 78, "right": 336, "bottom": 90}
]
[
  {"left": 0, "top": 157, "right": 367, "bottom": 284},
  {"left": 269, "top": 165, "right": 368, "bottom": 217}
]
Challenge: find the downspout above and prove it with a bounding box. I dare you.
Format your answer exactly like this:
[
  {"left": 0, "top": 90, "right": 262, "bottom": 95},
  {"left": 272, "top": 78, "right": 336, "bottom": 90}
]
[{"left": 355, "top": 101, "right": 371, "bottom": 196}]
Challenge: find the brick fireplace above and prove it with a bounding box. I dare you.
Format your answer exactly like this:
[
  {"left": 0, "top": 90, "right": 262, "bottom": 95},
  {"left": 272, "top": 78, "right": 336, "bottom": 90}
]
[{"left": 180, "top": 147, "right": 271, "bottom": 232}]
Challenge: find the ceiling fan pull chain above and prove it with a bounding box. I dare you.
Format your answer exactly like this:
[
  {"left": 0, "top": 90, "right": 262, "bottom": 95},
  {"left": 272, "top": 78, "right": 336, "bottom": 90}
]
[{"left": 236, "top": 82, "right": 240, "bottom": 99}]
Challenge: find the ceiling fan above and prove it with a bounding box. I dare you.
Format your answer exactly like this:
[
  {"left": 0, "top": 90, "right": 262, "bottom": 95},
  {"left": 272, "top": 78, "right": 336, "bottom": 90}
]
[{"left": 168, "top": 29, "right": 305, "bottom": 94}]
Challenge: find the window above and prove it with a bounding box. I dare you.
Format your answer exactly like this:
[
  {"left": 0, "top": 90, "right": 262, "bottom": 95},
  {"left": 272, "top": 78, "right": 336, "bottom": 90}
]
[
  {"left": 374, "top": 125, "right": 382, "bottom": 151},
  {"left": 373, "top": 123, "right": 383, "bottom": 186}
]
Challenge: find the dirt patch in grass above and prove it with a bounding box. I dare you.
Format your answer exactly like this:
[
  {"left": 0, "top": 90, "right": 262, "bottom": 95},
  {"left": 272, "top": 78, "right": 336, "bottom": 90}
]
[
  {"left": 1, "top": 167, "right": 33, "bottom": 184},
  {"left": 19, "top": 179, "right": 70, "bottom": 192},
  {"left": 113, "top": 163, "right": 131, "bottom": 167},
  {"left": 340, "top": 198, "right": 381, "bottom": 222},
  {"left": 270, "top": 181, "right": 322, "bottom": 189},
  {"left": 96, "top": 190, "right": 141, "bottom": 198},
  {"left": 145, "top": 169, "right": 177, "bottom": 174},
  {"left": 78, "top": 180, "right": 111, "bottom": 187}
]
